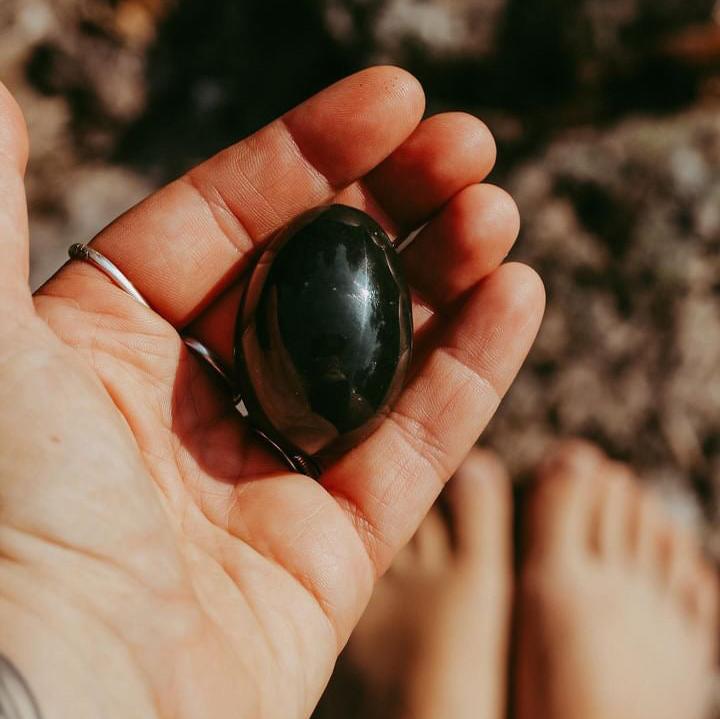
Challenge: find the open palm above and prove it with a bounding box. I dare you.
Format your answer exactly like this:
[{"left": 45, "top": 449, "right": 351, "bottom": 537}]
[{"left": 0, "top": 68, "right": 544, "bottom": 719}]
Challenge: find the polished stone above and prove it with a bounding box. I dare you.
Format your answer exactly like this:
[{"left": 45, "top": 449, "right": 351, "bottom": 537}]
[{"left": 234, "top": 204, "right": 413, "bottom": 460}]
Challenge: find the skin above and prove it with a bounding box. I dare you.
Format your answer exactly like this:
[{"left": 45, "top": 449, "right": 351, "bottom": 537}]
[
  {"left": 339, "top": 442, "right": 718, "bottom": 719},
  {"left": 0, "top": 67, "right": 544, "bottom": 719},
  {"left": 342, "top": 448, "right": 512, "bottom": 719},
  {"left": 517, "top": 441, "right": 719, "bottom": 719}
]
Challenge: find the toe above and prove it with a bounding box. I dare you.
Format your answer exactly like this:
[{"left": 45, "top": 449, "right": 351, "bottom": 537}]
[
  {"left": 672, "top": 546, "right": 720, "bottom": 666},
  {"left": 664, "top": 526, "right": 701, "bottom": 599},
  {"left": 525, "top": 439, "right": 604, "bottom": 562},
  {"left": 413, "top": 507, "right": 453, "bottom": 573},
  {"left": 630, "top": 487, "right": 712, "bottom": 617},
  {"left": 632, "top": 489, "right": 671, "bottom": 580},
  {"left": 677, "top": 547, "right": 718, "bottom": 627},
  {"left": 592, "top": 461, "right": 636, "bottom": 560},
  {"left": 444, "top": 447, "right": 512, "bottom": 572},
  {"left": 693, "top": 564, "right": 720, "bottom": 648}
]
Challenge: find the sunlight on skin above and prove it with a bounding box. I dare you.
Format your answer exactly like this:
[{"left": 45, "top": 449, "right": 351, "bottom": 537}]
[{"left": 0, "top": 67, "right": 543, "bottom": 719}]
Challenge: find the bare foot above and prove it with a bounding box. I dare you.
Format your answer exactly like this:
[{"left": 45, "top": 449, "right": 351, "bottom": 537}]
[
  {"left": 335, "top": 448, "right": 513, "bottom": 719},
  {"left": 516, "top": 440, "right": 719, "bottom": 719}
]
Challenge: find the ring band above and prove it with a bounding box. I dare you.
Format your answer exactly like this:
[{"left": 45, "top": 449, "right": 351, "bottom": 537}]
[
  {"left": 69, "top": 243, "right": 150, "bottom": 308},
  {"left": 67, "top": 243, "right": 319, "bottom": 478},
  {"left": 69, "top": 243, "right": 233, "bottom": 388}
]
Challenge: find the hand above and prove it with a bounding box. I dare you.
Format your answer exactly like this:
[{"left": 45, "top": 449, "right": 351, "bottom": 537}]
[{"left": 0, "top": 67, "right": 544, "bottom": 719}]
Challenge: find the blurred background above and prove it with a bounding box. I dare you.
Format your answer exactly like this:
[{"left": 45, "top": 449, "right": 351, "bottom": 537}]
[{"left": 1, "top": 0, "right": 719, "bottom": 709}]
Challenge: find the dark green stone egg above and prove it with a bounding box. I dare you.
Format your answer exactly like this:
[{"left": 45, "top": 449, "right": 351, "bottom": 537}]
[{"left": 234, "top": 204, "right": 413, "bottom": 461}]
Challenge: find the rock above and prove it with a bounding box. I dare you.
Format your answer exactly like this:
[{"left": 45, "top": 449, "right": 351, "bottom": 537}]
[
  {"left": 323, "top": 0, "right": 506, "bottom": 60},
  {"left": 235, "top": 205, "right": 413, "bottom": 461}
]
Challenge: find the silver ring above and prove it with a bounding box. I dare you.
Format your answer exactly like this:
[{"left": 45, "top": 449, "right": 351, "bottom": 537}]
[
  {"left": 69, "top": 243, "right": 150, "bottom": 308},
  {"left": 69, "top": 243, "right": 232, "bottom": 386},
  {"left": 67, "top": 243, "right": 320, "bottom": 478}
]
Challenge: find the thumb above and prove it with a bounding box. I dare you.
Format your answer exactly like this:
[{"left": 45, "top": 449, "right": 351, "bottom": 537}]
[{"left": 0, "top": 81, "right": 31, "bottom": 320}]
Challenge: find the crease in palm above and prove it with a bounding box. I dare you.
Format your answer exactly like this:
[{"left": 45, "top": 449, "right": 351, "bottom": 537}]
[{"left": 0, "top": 67, "right": 544, "bottom": 718}]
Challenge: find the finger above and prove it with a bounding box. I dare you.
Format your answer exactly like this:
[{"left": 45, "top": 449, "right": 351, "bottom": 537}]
[
  {"left": 39, "top": 67, "right": 425, "bottom": 326},
  {"left": 188, "top": 280, "right": 247, "bottom": 368},
  {"left": 360, "top": 112, "right": 496, "bottom": 232},
  {"left": 323, "top": 262, "right": 545, "bottom": 574},
  {"left": 331, "top": 111, "right": 496, "bottom": 236},
  {"left": 401, "top": 183, "right": 520, "bottom": 306},
  {"left": 0, "top": 82, "right": 31, "bottom": 312}
]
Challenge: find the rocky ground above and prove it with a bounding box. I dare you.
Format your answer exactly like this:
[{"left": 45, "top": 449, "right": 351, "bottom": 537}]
[
  {"left": 2, "top": 0, "right": 720, "bottom": 695},
  {"left": 491, "top": 107, "right": 720, "bottom": 545}
]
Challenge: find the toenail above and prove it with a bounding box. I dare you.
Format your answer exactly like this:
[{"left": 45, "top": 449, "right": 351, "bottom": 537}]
[
  {"left": 541, "top": 441, "right": 603, "bottom": 477},
  {"left": 459, "top": 450, "right": 504, "bottom": 480}
]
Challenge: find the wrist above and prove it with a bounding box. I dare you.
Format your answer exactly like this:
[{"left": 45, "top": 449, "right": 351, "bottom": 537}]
[{"left": 0, "top": 575, "right": 158, "bottom": 719}]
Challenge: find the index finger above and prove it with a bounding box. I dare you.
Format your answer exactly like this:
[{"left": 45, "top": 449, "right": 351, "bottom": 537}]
[{"left": 39, "top": 67, "right": 425, "bottom": 326}]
